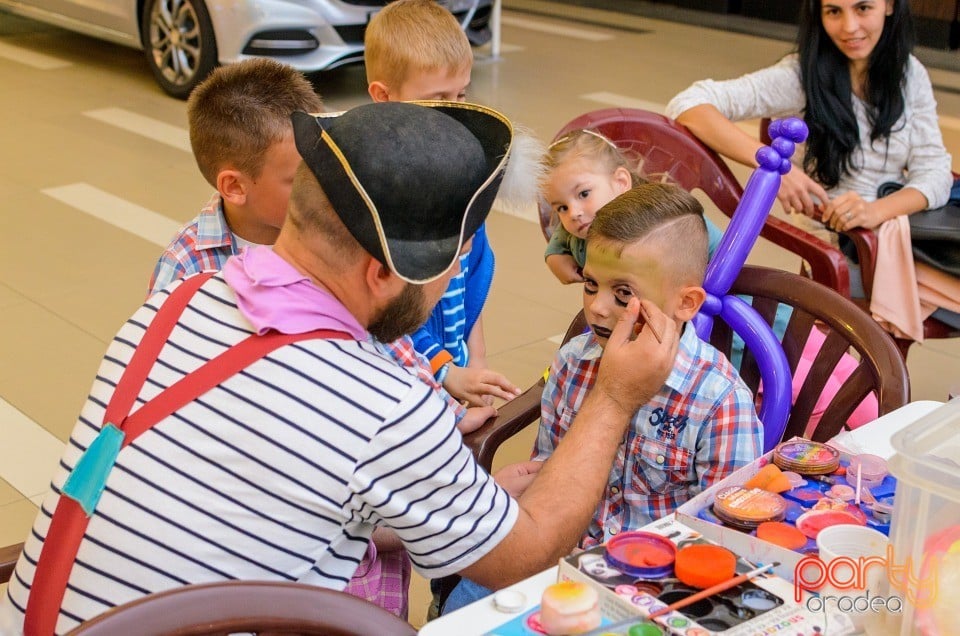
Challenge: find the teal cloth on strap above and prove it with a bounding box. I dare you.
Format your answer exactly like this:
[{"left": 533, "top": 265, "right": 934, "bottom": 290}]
[{"left": 62, "top": 423, "right": 124, "bottom": 517}]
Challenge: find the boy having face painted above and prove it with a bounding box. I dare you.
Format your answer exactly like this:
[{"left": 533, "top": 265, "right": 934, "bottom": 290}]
[{"left": 535, "top": 183, "right": 763, "bottom": 547}]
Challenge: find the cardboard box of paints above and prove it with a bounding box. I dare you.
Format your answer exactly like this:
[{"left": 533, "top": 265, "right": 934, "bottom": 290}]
[
  {"left": 675, "top": 439, "right": 896, "bottom": 585},
  {"left": 675, "top": 447, "right": 804, "bottom": 583},
  {"left": 556, "top": 515, "right": 855, "bottom": 635}
]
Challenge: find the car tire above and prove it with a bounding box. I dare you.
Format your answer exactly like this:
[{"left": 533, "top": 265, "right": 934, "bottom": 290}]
[{"left": 141, "top": 0, "right": 218, "bottom": 99}]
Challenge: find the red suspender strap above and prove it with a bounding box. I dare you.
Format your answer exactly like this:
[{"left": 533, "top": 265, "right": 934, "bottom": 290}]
[
  {"left": 104, "top": 272, "right": 215, "bottom": 430},
  {"left": 25, "top": 274, "right": 349, "bottom": 635}
]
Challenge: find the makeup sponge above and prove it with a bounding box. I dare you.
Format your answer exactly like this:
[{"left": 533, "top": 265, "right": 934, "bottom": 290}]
[
  {"left": 674, "top": 544, "right": 737, "bottom": 589},
  {"left": 744, "top": 464, "right": 793, "bottom": 493},
  {"left": 539, "top": 581, "right": 601, "bottom": 635}
]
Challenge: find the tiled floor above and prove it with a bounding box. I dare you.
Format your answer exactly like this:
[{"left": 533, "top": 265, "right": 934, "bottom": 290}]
[{"left": 1, "top": 1, "right": 959, "bottom": 629}]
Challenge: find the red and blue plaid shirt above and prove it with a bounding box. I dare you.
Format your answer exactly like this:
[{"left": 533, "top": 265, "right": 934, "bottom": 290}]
[
  {"left": 376, "top": 337, "right": 467, "bottom": 422},
  {"left": 148, "top": 193, "right": 236, "bottom": 296},
  {"left": 533, "top": 324, "right": 762, "bottom": 549}
]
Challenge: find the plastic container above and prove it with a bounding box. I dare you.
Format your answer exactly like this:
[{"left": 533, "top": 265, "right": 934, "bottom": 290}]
[
  {"left": 844, "top": 453, "right": 888, "bottom": 490},
  {"left": 869, "top": 400, "right": 960, "bottom": 636}
]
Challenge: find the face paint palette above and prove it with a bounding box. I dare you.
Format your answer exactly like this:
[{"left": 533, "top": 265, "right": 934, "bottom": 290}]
[
  {"left": 711, "top": 486, "right": 787, "bottom": 530},
  {"left": 555, "top": 516, "right": 842, "bottom": 635},
  {"left": 772, "top": 440, "right": 841, "bottom": 475}
]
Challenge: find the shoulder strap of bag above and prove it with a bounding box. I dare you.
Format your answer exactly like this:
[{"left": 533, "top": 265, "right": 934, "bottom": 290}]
[{"left": 25, "top": 273, "right": 350, "bottom": 636}]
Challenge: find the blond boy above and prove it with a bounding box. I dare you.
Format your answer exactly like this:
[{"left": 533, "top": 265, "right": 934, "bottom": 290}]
[
  {"left": 365, "top": 0, "right": 473, "bottom": 102},
  {"left": 149, "top": 59, "right": 322, "bottom": 295},
  {"left": 364, "top": 0, "right": 520, "bottom": 408}
]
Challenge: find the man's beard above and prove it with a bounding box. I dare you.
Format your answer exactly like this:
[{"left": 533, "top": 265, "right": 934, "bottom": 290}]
[{"left": 368, "top": 283, "right": 429, "bottom": 343}]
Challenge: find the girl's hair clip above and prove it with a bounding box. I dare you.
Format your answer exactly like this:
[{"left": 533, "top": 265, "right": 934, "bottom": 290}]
[{"left": 548, "top": 128, "right": 619, "bottom": 150}]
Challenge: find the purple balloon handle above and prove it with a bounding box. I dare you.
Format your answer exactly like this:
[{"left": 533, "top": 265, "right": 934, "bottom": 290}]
[{"left": 694, "top": 117, "right": 808, "bottom": 451}]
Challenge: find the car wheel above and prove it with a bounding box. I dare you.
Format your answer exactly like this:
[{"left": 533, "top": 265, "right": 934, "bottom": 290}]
[{"left": 141, "top": 0, "right": 218, "bottom": 99}]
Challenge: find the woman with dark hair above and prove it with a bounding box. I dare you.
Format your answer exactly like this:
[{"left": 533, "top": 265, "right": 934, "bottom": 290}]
[{"left": 666, "top": 0, "right": 953, "bottom": 234}]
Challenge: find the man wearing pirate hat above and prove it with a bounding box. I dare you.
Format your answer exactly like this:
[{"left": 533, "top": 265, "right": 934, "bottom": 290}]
[{"left": 2, "top": 102, "right": 679, "bottom": 634}]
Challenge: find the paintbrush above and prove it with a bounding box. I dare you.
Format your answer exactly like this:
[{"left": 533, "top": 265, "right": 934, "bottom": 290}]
[
  {"left": 634, "top": 304, "right": 663, "bottom": 344},
  {"left": 647, "top": 562, "right": 779, "bottom": 619}
]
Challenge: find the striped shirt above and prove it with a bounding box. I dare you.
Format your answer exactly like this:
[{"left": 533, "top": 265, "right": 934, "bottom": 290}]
[
  {"left": 533, "top": 324, "right": 762, "bottom": 548},
  {"left": 2, "top": 275, "right": 516, "bottom": 634},
  {"left": 148, "top": 193, "right": 237, "bottom": 296}
]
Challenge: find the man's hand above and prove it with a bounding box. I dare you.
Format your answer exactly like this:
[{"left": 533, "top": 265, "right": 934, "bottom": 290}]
[
  {"left": 456, "top": 405, "right": 498, "bottom": 435},
  {"left": 594, "top": 298, "right": 679, "bottom": 417},
  {"left": 494, "top": 460, "right": 544, "bottom": 498},
  {"left": 445, "top": 365, "right": 522, "bottom": 407}
]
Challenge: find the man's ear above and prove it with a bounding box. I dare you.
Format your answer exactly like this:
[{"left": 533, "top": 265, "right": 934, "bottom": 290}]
[
  {"left": 675, "top": 285, "right": 707, "bottom": 322},
  {"left": 217, "top": 169, "right": 247, "bottom": 206},
  {"left": 368, "top": 81, "right": 391, "bottom": 103},
  {"left": 362, "top": 255, "right": 405, "bottom": 303}
]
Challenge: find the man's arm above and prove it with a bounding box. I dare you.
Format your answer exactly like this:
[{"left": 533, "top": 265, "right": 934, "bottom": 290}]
[{"left": 458, "top": 298, "right": 680, "bottom": 589}]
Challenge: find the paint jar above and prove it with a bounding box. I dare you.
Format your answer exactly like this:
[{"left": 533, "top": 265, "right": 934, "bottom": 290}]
[
  {"left": 603, "top": 531, "right": 676, "bottom": 579},
  {"left": 712, "top": 486, "right": 787, "bottom": 530},
  {"left": 844, "top": 454, "right": 888, "bottom": 491},
  {"left": 811, "top": 525, "right": 889, "bottom": 631},
  {"left": 772, "top": 440, "right": 840, "bottom": 475}
]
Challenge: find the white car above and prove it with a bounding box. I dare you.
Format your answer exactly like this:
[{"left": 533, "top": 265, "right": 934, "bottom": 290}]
[{"left": 0, "top": 0, "right": 492, "bottom": 98}]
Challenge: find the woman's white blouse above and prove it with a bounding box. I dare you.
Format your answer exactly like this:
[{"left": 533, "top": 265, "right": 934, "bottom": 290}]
[{"left": 666, "top": 54, "right": 953, "bottom": 209}]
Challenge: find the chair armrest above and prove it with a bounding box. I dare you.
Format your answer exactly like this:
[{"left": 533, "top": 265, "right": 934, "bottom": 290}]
[
  {"left": 1, "top": 542, "right": 23, "bottom": 584},
  {"left": 840, "top": 228, "right": 878, "bottom": 300},
  {"left": 463, "top": 381, "right": 544, "bottom": 473},
  {"left": 756, "top": 216, "right": 851, "bottom": 297}
]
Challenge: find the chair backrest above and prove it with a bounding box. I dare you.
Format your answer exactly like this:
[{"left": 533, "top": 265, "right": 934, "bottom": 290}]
[
  {"left": 1, "top": 542, "right": 22, "bottom": 585},
  {"left": 65, "top": 581, "right": 417, "bottom": 636},
  {"left": 716, "top": 265, "right": 910, "bottom": 442},
  {"left": 541, "top": 107, "right": 744, "bottom": 240}
]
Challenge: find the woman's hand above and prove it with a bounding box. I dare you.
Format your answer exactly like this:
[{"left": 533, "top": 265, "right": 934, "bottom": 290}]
[
  {"left": 778, "top": 169, "right": 831, "bottom": 218},
  {"left": 821, "top": 192, "right": 883, "bottom": 231}
]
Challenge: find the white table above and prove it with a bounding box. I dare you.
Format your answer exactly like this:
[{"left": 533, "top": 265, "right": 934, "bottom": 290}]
[
  {"left": 419, "top": 401, "right": 947, "bottom": 634},
  {"left": 418, "top": 567, "right": 557, "bottom": 635}
]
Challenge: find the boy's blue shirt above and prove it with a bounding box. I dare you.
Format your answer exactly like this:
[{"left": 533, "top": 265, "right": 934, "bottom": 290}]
[{"left": 410, "top": 222, "right": 494, "bottom": 370}]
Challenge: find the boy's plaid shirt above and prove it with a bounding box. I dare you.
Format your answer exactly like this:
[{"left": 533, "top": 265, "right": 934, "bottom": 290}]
[
  {"left": 533, "top": 324, "right": 762, "bottom": 548},
  {"left": 149, "top": 193, "right": 236, "bottom": 296}
]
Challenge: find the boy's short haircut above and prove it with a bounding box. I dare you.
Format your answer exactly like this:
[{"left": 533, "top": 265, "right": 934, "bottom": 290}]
[
  {"left": 187, "top": 58, "right": 323, "bottom": 187},
  {"left": 589, "top": 183, "right": 709, "bottom": 284},
  {"left": 364, "top": 0, "right": 473, "bottom": 88}
]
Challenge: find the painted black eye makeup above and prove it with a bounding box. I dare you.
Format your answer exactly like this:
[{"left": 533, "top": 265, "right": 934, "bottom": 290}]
[{"left": 614, "top": 287, "right": 634, "bottom": 307}]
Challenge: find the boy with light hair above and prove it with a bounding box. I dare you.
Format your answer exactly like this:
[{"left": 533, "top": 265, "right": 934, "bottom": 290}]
[
  {"left": 365, "top": 0, "right": 473, "bottom": 102},
  {"left": 364, "top": 0, "right": 521, "bottom": 409}
]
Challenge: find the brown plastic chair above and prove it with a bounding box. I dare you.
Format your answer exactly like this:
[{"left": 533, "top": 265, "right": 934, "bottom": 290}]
[
  {"left": 0, "top": 551, "right": 415, "bottom": 635},
  {"left": 0, "top": 541, "right": 22, "bottom": 585},
  {"left": 759, "top": 116, "right": 960, "bottom": 358},
  {"left": 715, "top": 265, "right": 909, "bottom": 441},
  {"left": 63, "top": 580, "right": 417, "bottom": 636},
  {"left": 542, "top": 108, "right": 851, "bottom": 295}
]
